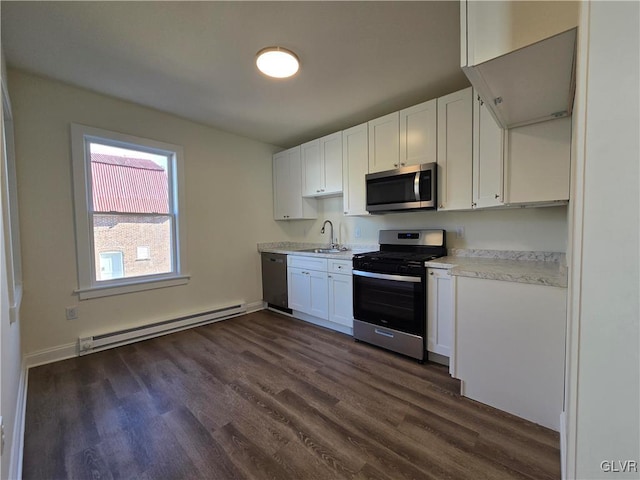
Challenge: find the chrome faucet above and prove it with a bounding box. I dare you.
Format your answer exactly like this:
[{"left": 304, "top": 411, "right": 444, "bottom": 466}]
[{"left": 320, "top": 220, "right": 337, "bottom": 248}]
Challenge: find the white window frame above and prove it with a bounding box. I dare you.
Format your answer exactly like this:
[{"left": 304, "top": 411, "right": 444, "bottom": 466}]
[
  {"left": 71, "top": 123, "right": 189, "bottom": 300},
  {"left": 2, "top": 75, "right": 23, "bottom": 323}
]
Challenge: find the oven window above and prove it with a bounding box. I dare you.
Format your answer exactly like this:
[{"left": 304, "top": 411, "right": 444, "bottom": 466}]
[
  {"left": 353, "top": 274, "right": 425, "bottom": 335},
  {"left": 367, "top": 173, "right": 417, "bottom": 206}
]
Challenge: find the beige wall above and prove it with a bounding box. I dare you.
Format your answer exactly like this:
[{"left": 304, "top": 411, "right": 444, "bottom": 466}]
[{"left": 9, "top": 70, "right": 288, "bottom": 355}]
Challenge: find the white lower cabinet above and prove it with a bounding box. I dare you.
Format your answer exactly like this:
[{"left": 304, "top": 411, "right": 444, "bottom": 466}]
[
  {"left": 288, "top": 256, "right": 353, "bottom": 330},
  {"left": 455, "top": 276, "right": 566, "bottom": 431},
  {"left": 426, "top": 268, "right": 453, "bottom": 359},
  {"left": 328, "top": 261, "right": 354, "bottom": 328}
]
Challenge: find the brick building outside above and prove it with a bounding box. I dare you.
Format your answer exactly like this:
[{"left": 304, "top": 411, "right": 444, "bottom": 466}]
[{"left": 90, "top": 153, "right": 172, "bottom": 281}]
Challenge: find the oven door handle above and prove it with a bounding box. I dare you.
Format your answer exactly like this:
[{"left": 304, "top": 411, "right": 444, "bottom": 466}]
[{"left": 353, "top": 270, "right": 422, "bottom": 283}]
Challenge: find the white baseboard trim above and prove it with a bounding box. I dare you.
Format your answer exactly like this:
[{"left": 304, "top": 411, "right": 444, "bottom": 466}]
[
  {"left": 23, "top": 303, "right": 267, "bottom": 368},
  {"left": 290, "top": 310, "right": 353, "bottom": 336},
  {"left": 560, "top": 410, "right": 567, "bottom": 480},
  {"left": 8, "top": 361, "right": 28, "bottom": 480},
  {"left": 246, "top": 300, "right": 266, "bottom": 313},
  {"left": 23, "top": 342, "right": 77, "bottom": 369}
]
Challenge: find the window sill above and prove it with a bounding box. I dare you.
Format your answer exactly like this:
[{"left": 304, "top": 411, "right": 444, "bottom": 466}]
[{"left": 75, "top": 275, "right": 190, "bottom": 300}]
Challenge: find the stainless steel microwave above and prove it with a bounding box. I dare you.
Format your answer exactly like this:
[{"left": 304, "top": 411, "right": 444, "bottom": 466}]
[{"left": 366, "top": 162, "right": 437, "bottom": 213}]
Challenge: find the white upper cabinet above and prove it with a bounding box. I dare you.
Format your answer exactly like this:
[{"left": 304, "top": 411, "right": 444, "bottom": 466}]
[
  {"left": 399, "top": 99, "right": 437, "bottom": 168},
  {"left": 301, "top": 139, "right": 322, "bottom": 196},
  {"left": 320, "top": 132, "right": 343, "bottom": 195},
  {"left": 460, "top": 0, "right": 578, "bottom": 128},
  {"left": 342, "top": 123, "right": 369, "bottom": 216},
  {"left": 368, "top": 111, "right": 400, "bottom": 173},
  {"left": 436, "top": 87, "right": 473, "bottom": 211},
  {"left": 273, "top": 146, "right": 317, "bottom": 220},
  {"left": 504, "top": 117, "right": 571, "bottom": 205},
  {"left": 472, "top": 91, "right": 505, "bottom": 209},
  {"left": 302, "top": 132, "right": 343, "bottom": 197}
]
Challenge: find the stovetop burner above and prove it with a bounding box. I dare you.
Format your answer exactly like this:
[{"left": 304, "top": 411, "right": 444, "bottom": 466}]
[
  {"left": 354, "top": 251, "right": 442, "bottom": 263},
  {"left": 353, "top": 229, "right": 447, "bottom": 275}
]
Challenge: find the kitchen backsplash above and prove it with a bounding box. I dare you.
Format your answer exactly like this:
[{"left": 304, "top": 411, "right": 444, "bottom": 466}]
[{"left": 279, "top": 196, "right": 569, "bottom": 253}]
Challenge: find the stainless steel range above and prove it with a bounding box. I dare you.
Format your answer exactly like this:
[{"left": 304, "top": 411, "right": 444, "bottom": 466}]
[{"left": 352, "top": 229, "right": 447, "bottom": 362}]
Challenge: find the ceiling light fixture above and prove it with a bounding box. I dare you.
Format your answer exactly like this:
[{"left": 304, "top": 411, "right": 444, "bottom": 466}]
[{"left": 256, "top": 47, "right": 300, "bottom": 79}]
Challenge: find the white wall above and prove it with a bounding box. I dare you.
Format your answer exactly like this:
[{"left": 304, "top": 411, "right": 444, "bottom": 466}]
[
  {"left": 9, "top": 70, "right": 289, "bottom": 356},
  {"left": 287, "top": 196, "right": 568, "bottom": 253},
  {"left": 566, "top": 1, "right": 640, "bottom": 478}
]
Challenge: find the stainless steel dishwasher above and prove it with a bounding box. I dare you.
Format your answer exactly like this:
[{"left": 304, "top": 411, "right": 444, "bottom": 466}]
[{"left": 261, "top": 252, "right": 290, "bottom": 312}]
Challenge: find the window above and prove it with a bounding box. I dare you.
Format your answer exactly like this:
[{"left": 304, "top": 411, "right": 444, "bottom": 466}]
[
  {"left": 2, "top": 78, "right": 23, "bottom": 323},
  {"left": 71, "top": 124, "right": 188, "bottom": 299},
  {"left": 136, "top": 246, "right": 150, "bottom": 261}
]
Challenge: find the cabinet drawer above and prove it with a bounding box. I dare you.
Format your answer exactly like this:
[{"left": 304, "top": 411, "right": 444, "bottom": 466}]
[
  {"left": 328, "top": 259, "right": 352, "bottom": 274},
  {"left": 287, "top": 255, "right": 328, "bottom": 272}
]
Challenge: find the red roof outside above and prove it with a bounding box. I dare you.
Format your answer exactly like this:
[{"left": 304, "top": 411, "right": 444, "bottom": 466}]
[{"left": 91, "top": 153, "right": 169, "bottom": 214}]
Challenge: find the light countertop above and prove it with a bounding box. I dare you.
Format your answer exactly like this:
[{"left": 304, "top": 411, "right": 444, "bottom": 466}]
[
  {"left": 258, "top": 242, "right": 567, "bottom": 287},
  {"left": 426, "top": 253, "right": 568, "bottom": 288},
  {"left": 257, "top": 242, "right": 376, "bottom": 260}
]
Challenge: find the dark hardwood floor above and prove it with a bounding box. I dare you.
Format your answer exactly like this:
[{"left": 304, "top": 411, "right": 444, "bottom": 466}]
[{"left": 23, "top": 310, "right": 560, "bottom": 480}]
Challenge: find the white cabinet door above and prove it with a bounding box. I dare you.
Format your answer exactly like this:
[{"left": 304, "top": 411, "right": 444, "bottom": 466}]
[
  {"left": 273, "top": 151, "right": 292, "bottom": 220},
  {"left": 342, "top": 123, "right": 369, "bottom": 216},
  {"left": 301, "top": 139, "right": 322, "bottom": 197},
  {"left": 436, "top": 88, "right": 473, "bottom": 211},
  {"left": 368, "top": 112, "right": 400, "bottom": 173},
  {"left": 328, "top": 272, "right": 353, "bottom": 328},
  {"left": 308, "top": 270, "right": 329, "bottom": 320},
  {"left": 472, "top": 92, "right": 504, "bottom": 208},
  {"left": 427, "top": 268, "right": 453, "bottom": 358},
  {"left": 320, "top": 132, "right": 343, "bottom": 195},
  {"left": 399, "top": 99, "right": 437, "bottom": 168},
  {"left": 504, "top": 117, "right": 571, "bottom": 205},
  {"left": 288, "top": 267, "right": 311, "bottom": 312},
  {"left": 461, "top": 1, "right": 578, "bottom": 128},
  {"left": 272, "top": 146, "right": 317, "bottom": 220}
]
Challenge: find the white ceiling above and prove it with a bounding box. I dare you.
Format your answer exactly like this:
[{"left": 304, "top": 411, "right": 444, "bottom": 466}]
[{"left": 1, "top": 1, "right": 469, "bottom": 148}]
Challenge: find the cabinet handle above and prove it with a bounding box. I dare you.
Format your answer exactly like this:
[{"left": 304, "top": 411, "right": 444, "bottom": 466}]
[
  {"left": 328, "top": 275, "right": 332, "bottom": 279},
  {"left": 472, "top": 202, "right": 477, "bottom": 207},
  {"left": 344, "top": 211, "right": 348, "bottom": 214},
  {"left": 400, "top": 162, "right": 406, "bottom": 166},
  {"left": 321, "top": 189, "right": 325, "bottom": 192},
  {"left": 429, "top": 272, "right": 434, "bottom": 275},
  {"left": 495, "top": 194, "right": 500, "bottom": 199},
  {"left": 393, "top": 163, "right": 399, "bottom": 167},
  {"left": 439, "top": 204, "right": 444, "bottom": 209},
  {"left": 316, "top": 189, "right": 320, "bottom": 193}
]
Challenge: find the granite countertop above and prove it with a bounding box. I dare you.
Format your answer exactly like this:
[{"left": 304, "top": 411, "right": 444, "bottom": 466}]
[
  {"left": 257, "top": 242, "right": 377, "bottom": 260},
  {"left": 425, "top": 250, "right": 568, "bottom": 288}
]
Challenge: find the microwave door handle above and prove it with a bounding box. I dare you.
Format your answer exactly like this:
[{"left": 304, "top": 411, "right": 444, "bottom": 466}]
[{"left": 414, "top": 172, "right": 421, "bottom": 201}]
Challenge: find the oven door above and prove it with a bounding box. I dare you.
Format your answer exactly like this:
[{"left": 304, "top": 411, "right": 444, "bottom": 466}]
[{"left": 352, "top": 270, "right": 425, "bottom": 336}]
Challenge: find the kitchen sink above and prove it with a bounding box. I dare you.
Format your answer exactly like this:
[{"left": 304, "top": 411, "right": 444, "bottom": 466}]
[{"left": 297, "top": 247, "right": 349, "bottom": 254}]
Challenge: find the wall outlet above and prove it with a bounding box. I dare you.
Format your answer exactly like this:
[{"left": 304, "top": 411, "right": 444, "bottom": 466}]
[
  {"left": 66, "top": 306, "right": 78, "bottom": 320},
  {"left": 456, "top": 226, "right": 465, "bottom": 239},
  {"left": 355, "top": 227, "right": 362, "bottom": 238}
]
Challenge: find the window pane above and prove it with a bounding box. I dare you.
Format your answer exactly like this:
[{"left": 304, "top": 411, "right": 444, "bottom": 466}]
[
  {"left": 89, "top": 143, "right": 169, "bottom": 214},
  {"left": 93, "top": 214, "right": 173, "bottom": 281}
]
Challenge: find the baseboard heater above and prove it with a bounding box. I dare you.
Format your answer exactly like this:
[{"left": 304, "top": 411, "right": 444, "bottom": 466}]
[{"left": 78, "top": 303, "right": 247, "bottom": 355}]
